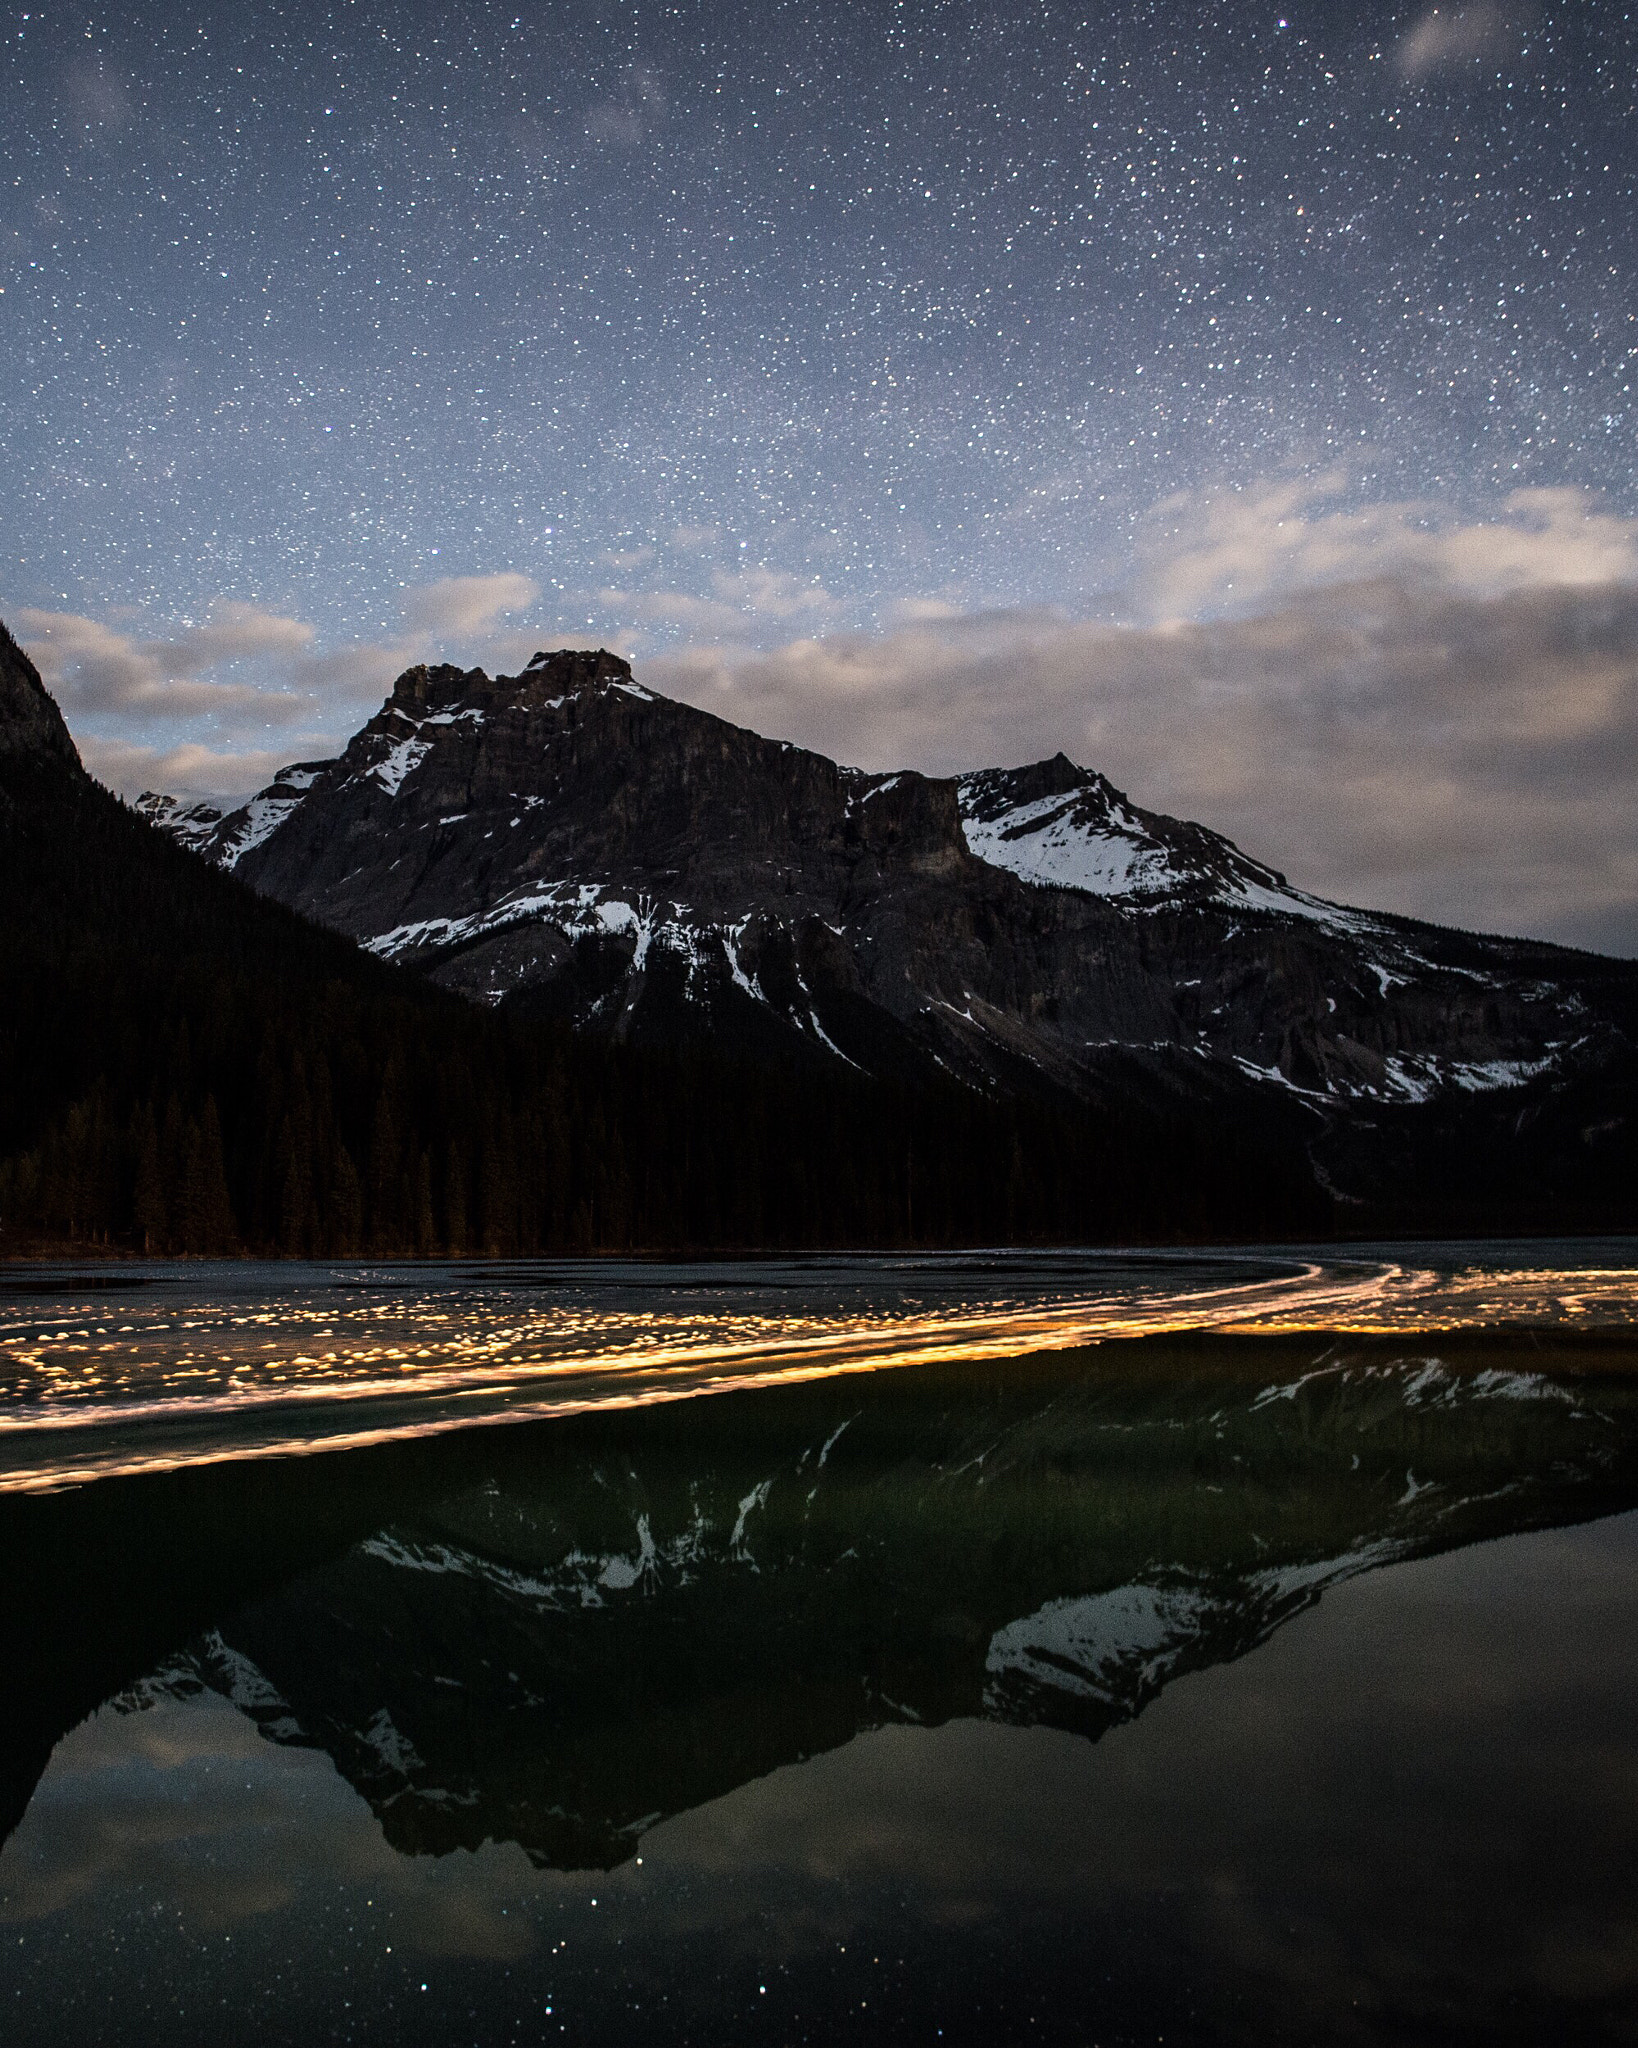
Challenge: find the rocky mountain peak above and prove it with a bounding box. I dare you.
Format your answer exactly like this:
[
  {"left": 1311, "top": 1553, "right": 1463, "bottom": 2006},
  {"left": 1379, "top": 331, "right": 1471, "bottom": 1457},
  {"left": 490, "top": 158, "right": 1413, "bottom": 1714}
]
[
  {"left": 386, "top": 647, "right": 637, "bottom": 723},
  {"left": 521, "top": 646, "right": 635, "bottom": 693},
  {"left": 387, "top": 661, "right": 483, "bottom": 719},
  {"left": 955, "top": 752, "right": 1292, "bottom": 906}
]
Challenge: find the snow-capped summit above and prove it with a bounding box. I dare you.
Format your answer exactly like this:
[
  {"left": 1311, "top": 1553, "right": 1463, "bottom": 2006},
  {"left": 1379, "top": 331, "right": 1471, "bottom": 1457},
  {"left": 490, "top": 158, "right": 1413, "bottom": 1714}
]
[{"left": 958, "top": 755, "right": 1312, "bottom": 912}]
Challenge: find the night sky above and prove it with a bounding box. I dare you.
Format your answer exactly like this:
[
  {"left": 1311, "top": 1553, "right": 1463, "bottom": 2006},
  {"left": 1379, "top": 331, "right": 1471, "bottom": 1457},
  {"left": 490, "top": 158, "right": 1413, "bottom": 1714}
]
[{"left": 6, "top": 2, "right": 1637, "bottom": 949}]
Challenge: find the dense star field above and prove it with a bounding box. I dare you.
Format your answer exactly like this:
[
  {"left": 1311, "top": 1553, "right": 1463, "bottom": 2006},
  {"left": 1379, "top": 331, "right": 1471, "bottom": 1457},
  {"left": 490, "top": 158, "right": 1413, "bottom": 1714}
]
[
  {"left": 6, "top": 1, "right": 1632, "bottom": 619},
  {"left": 5, "top": 1, "right": 1638, "bottom": 948}
]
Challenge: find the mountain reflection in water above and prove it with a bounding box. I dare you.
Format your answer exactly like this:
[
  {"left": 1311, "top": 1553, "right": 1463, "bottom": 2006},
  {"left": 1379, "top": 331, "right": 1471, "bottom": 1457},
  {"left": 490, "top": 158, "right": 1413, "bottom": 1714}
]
[
  {"left": 3, "top": 1330, "right": 1636, "bottom": 1858},
  {"left": 4, "top": 1307, "right": 1638, "bottom": 2043}
]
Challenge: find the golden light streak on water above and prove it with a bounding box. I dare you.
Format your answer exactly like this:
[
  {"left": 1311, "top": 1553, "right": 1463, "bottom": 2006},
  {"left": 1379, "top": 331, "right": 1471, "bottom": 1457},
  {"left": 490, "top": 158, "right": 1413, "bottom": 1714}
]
[
  {"left": 1225, "top": 1265, "right": 1638, "bottom": 1333},
  {"left": 1, "top": 1250, "right": 1633, "bottom": 1493}
]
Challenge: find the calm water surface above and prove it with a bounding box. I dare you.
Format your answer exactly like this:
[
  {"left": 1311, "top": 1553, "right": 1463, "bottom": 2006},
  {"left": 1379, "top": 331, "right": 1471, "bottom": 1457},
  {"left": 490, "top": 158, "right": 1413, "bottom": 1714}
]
[{"left": 1, "top": 1243, "right": 1637, "bottom": 2043}]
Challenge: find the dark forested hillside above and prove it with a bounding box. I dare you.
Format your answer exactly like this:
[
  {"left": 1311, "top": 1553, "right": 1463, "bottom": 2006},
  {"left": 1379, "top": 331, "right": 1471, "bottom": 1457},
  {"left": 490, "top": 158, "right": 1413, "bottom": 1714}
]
[{"left": 0, "top": 621, "right": 1339, "bottom": 1255}]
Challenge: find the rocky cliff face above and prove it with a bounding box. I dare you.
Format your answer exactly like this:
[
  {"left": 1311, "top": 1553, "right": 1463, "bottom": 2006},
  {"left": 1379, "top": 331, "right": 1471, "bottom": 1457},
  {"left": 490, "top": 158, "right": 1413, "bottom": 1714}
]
[
  {"left": 0, "top": 620, "right": 80, "bottom": 774},
  {"left": 143, "top": 647, "right": 1636, "bottom": 1120}
]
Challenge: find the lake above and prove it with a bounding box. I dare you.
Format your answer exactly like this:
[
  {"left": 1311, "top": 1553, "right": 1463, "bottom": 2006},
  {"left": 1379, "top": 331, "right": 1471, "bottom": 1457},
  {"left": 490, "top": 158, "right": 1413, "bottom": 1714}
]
[{"left": 2, "top": 1242, "right": 1637, "bottom": 2043}]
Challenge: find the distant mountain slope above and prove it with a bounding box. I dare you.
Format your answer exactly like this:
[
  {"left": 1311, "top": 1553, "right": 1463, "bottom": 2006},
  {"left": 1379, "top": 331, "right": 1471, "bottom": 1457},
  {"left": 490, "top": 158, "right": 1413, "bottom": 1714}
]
[
  {"left": 0, "top": 619, "right": 81, "bottom": 778},
  {"left": 0, "top": 618, "right": 614, "bottom": 1257},
  {"left": 955, "top": 751, "right": 1309, "bottom": 907},
  {"left": 147, "top": 649, "right": 1638, "bottom": 1147}
]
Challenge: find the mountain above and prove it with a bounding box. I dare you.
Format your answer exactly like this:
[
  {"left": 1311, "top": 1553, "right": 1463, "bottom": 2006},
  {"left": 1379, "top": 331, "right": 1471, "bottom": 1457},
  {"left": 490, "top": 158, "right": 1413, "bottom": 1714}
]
[
  {"left": 2, "top": 614, "right": 1329, "bottom": 1255},
  {"left": 141, "top": 646, "right": 1638, "bottom": 1217},
  {"left": 0, "top": 617, "right": 627, "bottom": 1259}
]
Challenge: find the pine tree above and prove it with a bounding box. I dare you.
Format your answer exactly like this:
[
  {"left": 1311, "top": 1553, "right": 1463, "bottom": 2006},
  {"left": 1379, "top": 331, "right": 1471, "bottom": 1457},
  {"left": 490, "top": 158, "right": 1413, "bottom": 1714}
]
[
  {"left": 443, "top": 1143, "right": 468, "bottom": 1258},
  {"left": 330, "top": 1143, "right": 364, "bottom": 1255},
  {"left": 414, "top": 1151, "right": 436, "bottom": 1256},
  {"left": 181, "top": 1098, "right": 236, "bottom": 1255},
  {"left": 132, "top": 1104, "right": 165, "bottom": 1253},
  {"left": 367, "top": 1080, "right": 402, "bottom": 1255}
]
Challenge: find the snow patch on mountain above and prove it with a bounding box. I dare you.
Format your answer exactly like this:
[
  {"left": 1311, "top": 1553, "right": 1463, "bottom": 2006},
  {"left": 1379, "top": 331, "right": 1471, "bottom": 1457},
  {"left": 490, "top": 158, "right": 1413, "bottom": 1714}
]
[
  {"left": 1445, "top": 1052, "right": 1561, "bottom": 1091},
  {"left": 137, "top": 756, "right": 329, "bottom": 868},
  {"left": 959, "top": 788, "right": 1175, "bottom": 896},
  {"left": 134, "top": 791, "right": 227, "bottom": 853},
  {"left": 364, "top": 881, "right": 718, "bottom": 1001},
  {"left": 984, "top": 1534, "right": 1421, "bottom": 1721},
  {"left": 723, "top": 918, "right": 768, "bottom": 1005},
  {"left": 1226, "top": 873, "right": 1382, "bottom": 935},
  {"left": 956, "top": 770, "right": 1389, "bottom": 940},
  {"left": 220, "top": 791, "right": 302, "bottom": 868},
  {"left": 369, "top": 735, "right": 433, "bottom": 796},
  {"left": 984, "top": 1581, "right": 1216, "bottom": 1708}
]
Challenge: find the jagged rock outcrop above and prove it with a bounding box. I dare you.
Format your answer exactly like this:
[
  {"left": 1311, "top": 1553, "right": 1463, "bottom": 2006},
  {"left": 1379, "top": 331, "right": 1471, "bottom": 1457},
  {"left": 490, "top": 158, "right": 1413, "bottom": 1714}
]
[{"left": 140, "top": 648, "right": 1637, "bottom": 1126}]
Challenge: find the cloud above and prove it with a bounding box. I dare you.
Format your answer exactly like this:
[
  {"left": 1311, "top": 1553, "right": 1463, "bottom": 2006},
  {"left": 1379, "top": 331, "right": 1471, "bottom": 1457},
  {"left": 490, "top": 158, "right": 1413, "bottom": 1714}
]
[
  {"left": 585, "top": 63, "right": 666, "bottom": 147},
  {"left": 20, "top": 529, "right": 1638, "bottom": 951},
  {"left": 889, "top": 596, "right": 969, "bottom": 626},
  {"left": 77, "top": 737, "right": 301, "bottom": 799},
  {"left": 647, "top": 578, "right": 1638, "bottom": 955},
  {"left": 595, "top": 565, "right": 839, "bottom": 644},
  {"left": 303, "top": 570, "right": 544, "bottom": 687},
  {"left": 166, "top": 602, "right": 316, "bottom": 674},
  {"left": 17, "top": 574, "right": 554, "bottom": 796},
  {"left": 401, "top": 573, "right": 540, "bottom": 639},
  {"left": 670, "top": 524, "right": 721, "bottom": 553},
  {"left": 1396, "top": 4, "right": 1533, "bottom": 79},
  {"left": 597, "top": 588, "right": 747, "bottom": 638},
  {"left": 598, "top": 545, "right": 657, "bottom": 572},
  {"left": 708, "top": 565, "right": 839, "bottom": 622},
  {"left": 289, "top": 641, "right": 407, "bottom": 702},
  {"left": 18, "top": 606, "right": 315, "bottom": 719},
  {"left": 1, "top": 1693, "right": 536, "bottom": 1958},
  {"left": 1130, "top": 480, "right": 1638, "bottom": 623}
]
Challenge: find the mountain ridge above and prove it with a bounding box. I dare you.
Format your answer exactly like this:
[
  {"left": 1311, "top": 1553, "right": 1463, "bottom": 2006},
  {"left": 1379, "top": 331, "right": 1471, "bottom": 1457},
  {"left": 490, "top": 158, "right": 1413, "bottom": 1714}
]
[
  {"left": 7, "top": 611, "right": 1634, "bottom": 1245},
  {"left": 140, "top": 647, "right": 1638, "bottom": 1127}
]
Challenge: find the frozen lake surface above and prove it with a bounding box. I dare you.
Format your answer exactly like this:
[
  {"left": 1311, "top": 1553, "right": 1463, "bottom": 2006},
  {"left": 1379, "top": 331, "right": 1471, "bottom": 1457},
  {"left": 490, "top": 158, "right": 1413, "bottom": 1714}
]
[{"left": 3, "top": 1239, "right": 1636, "bottom": 1489}]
